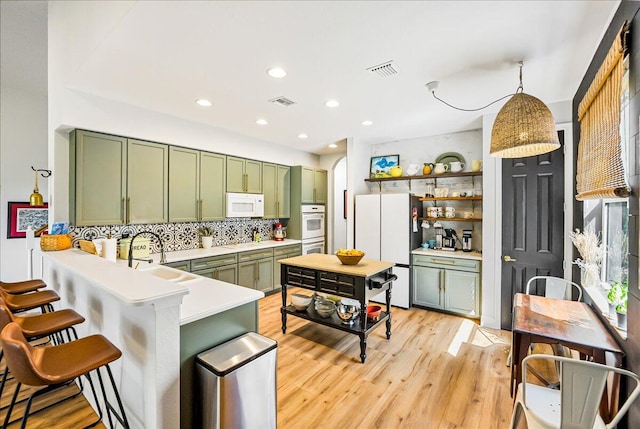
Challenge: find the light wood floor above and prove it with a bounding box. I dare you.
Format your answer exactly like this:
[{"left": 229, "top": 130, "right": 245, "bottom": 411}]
[
  {"left": 260, "top": 289, "right": 515, "bottom": 429},
  {"left": 0, "top": 290, "right": 517, "bottom": 428}
]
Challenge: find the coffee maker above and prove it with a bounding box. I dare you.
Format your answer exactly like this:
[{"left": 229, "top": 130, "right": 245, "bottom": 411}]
[
  {"left": 442, "top": 228, "right": 458, "bottom": 251},
  {"left": 462, "top": 229, "right": 473, "bottom": 252}
]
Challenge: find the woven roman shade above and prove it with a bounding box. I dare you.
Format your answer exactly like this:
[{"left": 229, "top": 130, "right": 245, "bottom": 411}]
[{"left": 576, "top": 24, "right": 630, "bottom": 200}]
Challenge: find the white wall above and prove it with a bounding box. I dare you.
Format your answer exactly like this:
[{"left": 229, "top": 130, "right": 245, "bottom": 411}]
[
  {"left": 319, "top": 150, "right": 347, "bottom": 253},
  {"left": 0, "top": 2, "right": 48, "bottom": 281},
  {"left": 332, "top": 157, "right": 347, "bottom": 252}
]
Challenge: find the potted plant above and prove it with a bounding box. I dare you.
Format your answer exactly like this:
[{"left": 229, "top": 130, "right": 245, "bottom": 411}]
[
  {"left": 198, "top": 226, "right": 214, "bottom": 249},
  {"left": 615, "top": 280, "right": 628, "bottom": 330},
  {"left": 607, "top": 280, "right": 624, "bottom": 317}
]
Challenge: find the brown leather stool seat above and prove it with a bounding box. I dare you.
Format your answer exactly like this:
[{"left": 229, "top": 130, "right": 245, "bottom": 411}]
[
  {"left": 0, "top": 279, "right": 46, "bottom": 295},
  {"left": 0, "top": 288, "right": 59, "bottom": 313},
  {"left": 1, "top": 322, "right": 130, "bottom": 428}
]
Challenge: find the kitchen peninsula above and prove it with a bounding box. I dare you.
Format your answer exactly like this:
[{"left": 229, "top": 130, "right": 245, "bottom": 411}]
[{"left": 41, "top": 242, "right": 281, "bottom": 428}]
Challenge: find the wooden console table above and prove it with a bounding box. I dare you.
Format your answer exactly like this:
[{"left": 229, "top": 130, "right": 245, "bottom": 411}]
[
  {"left": 279, "top": 254, "right": 396, "bottom": 363},
  {"left": 511, "top": 293, "right": 624, "bottom": 421}
]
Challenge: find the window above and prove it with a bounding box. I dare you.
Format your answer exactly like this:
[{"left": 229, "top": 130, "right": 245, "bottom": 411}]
[{"left": 602, "top": 199, "right": 628, "bottom": 284}]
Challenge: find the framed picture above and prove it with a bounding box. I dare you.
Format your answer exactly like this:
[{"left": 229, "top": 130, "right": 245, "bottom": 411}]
[
  {"left": 7, "top": 202, "right": 48, "bottom": 239},
  {"left": 370, "top": 154, "right": 400, "bottom": 177}
]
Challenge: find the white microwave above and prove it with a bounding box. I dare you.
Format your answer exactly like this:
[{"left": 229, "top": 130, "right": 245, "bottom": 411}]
[{"left": 226, "top": 193, "right": 264, "bottom": 218}]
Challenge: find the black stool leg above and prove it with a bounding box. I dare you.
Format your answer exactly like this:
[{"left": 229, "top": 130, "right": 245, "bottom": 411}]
[
  {"left": 2, "top": 382, "right": 21, "bottom": 429},
  {"left": 105, "top": 365, "right": 130, "bottom": 429}
]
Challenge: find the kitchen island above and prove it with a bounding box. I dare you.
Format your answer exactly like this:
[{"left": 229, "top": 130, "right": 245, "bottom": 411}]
[
  {"left": 42, "top": 248, "right": 264, "bottom": 429},
  {"left": 279, "top": 254, "right": 395, "bottom": 363}
]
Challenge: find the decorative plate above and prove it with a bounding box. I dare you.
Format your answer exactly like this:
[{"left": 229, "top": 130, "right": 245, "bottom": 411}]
[{"left": 435, "top": 152, "right": 466, "bottom": 169}]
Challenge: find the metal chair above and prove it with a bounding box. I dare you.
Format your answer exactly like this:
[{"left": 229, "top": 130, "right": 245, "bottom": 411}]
[{"left": 509, "top": 354, "right": 640, "bottom": 429}]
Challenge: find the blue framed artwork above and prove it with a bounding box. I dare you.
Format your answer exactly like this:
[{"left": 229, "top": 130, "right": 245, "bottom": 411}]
[{"left": 370, "top": 155, "right": 400, "bottom": 177}]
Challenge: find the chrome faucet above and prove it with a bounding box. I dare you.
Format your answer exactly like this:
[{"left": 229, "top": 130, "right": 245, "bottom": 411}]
[{"left": 128, "top": 231, "right": 167, "bottom": 268}]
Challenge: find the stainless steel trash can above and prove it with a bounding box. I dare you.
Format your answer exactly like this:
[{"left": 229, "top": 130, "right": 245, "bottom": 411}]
[{"left": 196, "top": 332, "right": 277, "bottom": 429}]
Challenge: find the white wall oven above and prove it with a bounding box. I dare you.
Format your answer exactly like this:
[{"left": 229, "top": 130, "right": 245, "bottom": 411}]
[
  {"left": 301, "top": 205, "right": 325, "bottom": 240},
  {"left": 302, "top": 238, "right": 325, "bottom": 255}
]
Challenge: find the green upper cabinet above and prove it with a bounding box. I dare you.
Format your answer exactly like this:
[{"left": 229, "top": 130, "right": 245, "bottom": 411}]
[
  {"left": 226, "top": 156, "right": 262, "bottom": 193},
  {"left": 262, "top": 164, "right": 291, "bottom": 219},
  {"left": 292, "top": 166, "right": 328, "bottom": 205},
  {"left": 277, "top": 165, "right": 291, "bottom": 217},
  {"left": 169, "top": 148, "right": 226, "bottom": 222},
  {"left": 127, "top": 139, "right": 169, "bottom": 224},
  {"left": 200, "top": 152, "right": 226, "bottom": 221},
  {"left": 313, "top": 169, "right": 328, "bottom": 204},
  {"left": 169, "top": 147, "right": 200, "bottom": 223},
  {"left": 70, "top": 130, "right": 127, "bottom": 226}
]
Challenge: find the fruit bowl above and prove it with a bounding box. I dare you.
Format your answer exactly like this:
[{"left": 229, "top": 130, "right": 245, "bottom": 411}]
[{"left": 335, "top": 250, "right": 365, "bottom": 265}]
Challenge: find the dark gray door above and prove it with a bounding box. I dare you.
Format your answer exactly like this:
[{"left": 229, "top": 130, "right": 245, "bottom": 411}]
[{"left": 500, "top": 131, "right": 565, "bottom": 329}]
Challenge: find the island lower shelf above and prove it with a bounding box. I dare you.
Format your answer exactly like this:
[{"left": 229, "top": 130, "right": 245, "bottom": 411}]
[{"left": 282, "top": 304, "right": 390, "bottom": 336}]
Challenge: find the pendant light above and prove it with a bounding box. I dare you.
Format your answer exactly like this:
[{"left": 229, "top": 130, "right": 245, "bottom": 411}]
[
  {"left": 490, "top": 63, "right": 560, "bottom": 158},
  {"left": 29, "top": 167, "right": 52, "bottom": 207}
]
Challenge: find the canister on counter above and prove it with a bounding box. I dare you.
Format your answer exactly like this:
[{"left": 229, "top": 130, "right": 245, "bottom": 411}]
[{"left": 118, "top": 237, "right": 151, "bottom": 260}]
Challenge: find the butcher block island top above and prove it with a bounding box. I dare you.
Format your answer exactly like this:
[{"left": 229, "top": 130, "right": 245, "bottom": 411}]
[{"left": 278, "top": 253, "right": 395, "bottom": 277}]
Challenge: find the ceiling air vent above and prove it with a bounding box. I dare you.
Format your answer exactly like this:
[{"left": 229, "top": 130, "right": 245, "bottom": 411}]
[
  {"left": 367, "top": 60, "right": 399, "bottom": 77},
  {"left": 269, "top": 96, "right": 296, "bottom": 107}
]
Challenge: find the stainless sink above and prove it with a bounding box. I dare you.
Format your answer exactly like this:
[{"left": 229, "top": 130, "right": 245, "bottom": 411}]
[{"left": 139, "top": 265, "right": 199, "bottom": 284}]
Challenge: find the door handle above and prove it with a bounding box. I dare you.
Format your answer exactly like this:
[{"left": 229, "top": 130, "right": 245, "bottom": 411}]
[{"left": 503, "top": 255, "right": 517, "bottom": 262}]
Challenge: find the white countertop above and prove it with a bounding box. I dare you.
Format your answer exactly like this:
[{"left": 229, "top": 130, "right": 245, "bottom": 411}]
[
  {"left": 43, "top": 248, "right": 265, "bottom": 326},
  {"left": 148, "top": 239, "right": 302, "bottom": 263},
  {"left": 411, "top": 248, "right": 483, "bottom": 261}
]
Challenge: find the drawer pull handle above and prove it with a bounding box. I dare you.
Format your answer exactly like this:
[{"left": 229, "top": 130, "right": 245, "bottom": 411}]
[{"left": 432, "top": 259, "right": 456, "bottom": 265}]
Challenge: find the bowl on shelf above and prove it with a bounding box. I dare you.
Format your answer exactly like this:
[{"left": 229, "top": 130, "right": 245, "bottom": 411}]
[
  {"left": 291, "top": 293, "right": 312, "bottom": 311},
  {"left": 336, "top": 303, "right": 360, "bottom": 324},
  {"left": 367, "top": 305, "right": 382, "bottom": 321},
  {"left": 315, "top": 298, "right": 336, "bottom": 318},
  {"left": 335, "top": 251, "right": 365, "bottom": 265}
]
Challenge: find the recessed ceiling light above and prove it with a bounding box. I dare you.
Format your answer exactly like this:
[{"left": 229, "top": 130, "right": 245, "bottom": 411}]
[
  {"left": 196, "top": 99, "right": 212, "bottom": 107},
  {"left": 256, "top": 119, "right": 268, "bottom": 125},
  {"left": 298, "top": 133, "right": 308, "bottom": 139},
  {"left": 324, "top": 99, "right": 340, "bottom": 108},
  {"left": 267, "top": 67, "right": 287, "bottom": 79},
  {"left": 361, "top": 120, "right": 373, "bottom": 126},
  {"left": 328, "top": 143, "right": 338, "bottom": 148}
]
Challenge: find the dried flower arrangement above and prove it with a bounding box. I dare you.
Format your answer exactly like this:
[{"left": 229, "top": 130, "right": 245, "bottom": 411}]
[{"left": 569, "top": 227, "right": 605, "bottom": 288}]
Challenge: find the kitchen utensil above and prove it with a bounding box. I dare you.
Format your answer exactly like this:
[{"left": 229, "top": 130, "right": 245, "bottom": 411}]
[
  {"left": 436, "top": 207, "right": 444, "bottom": 218},
  {"left": 421, "top": 220, "right": 430, "bottom": 229},
  {"left": 445, "top": 207, "right": 455, "bottom": 218},
  {"left": 406, "top": 164, "right": 420, "bottom": 176},
  {"left": 427, "top": 239, "right": 436, "bottom": 248},
  {"left": 421, "top": 242, "right": 429, "bottom": 249},
  {"left": 390, "top": 166, "right": 403, "bottom": 177},
  {"left": 367, "top": 305, "right": 382, "bottom": 321},
  {"left": 425, "top": 183, "right": 435, "bottom": 198},
  {"left": 335, "top": 251, "right": 365, "bottom": 265},
  {"left": 433, "top": 163, "right": 449, "bottom": 174},
  {"left": 434, "top": 222, "right": 444, "bottom": 249},
  {"left": 451, "top": 191, "right": 460, "bottom": 197},
  {"left": 291, "top": 293, "right": 312, "bottom": 311},
  {"left": 471, "top": 160, "right": 482, "bottom": 172},
  {"left": 423, "top": 163, "right": 434, "bottom": 175},
  {"left": 449, "top": 161, "right": 465, "bottom": 173},
  {"left": 315, "top": 299, "right": 336, "bottom": 318},
  {"left": 336, "top": 304, "right": 359, "bottom": 324},
  {"left": 273, "top": 222, "right": 285, "bottom": 241},
  {"left": 462, "top": 229, "right": 473, "bottom": 252},
  {"left": 435, "top": 152, "right": 466, "bottom": 171}
]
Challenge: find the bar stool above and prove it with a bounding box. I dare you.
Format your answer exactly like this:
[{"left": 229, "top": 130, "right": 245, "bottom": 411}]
[
  {"left": 0, "top": 300, "right": 86, "bottom": 399},
  {"left": 1, "top": 322, "right": 130, "bottom": 429},
  {"left": 0, "top": 279, "right": 46, "bottom": 295},
  {"left": 0, "top": 288, "right": 59, "bottom": 314}
]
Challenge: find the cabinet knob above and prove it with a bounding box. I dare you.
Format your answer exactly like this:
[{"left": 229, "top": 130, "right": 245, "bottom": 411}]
[{"left": 503, "top": 255, "right": 517, "bottom": 262}]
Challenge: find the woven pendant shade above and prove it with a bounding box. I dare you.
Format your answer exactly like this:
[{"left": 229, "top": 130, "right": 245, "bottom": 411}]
[{"left": 490, "top": 92, "right": 560, "bottom": 158}]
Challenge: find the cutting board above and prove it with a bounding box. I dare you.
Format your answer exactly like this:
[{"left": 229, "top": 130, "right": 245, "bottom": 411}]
[{"left": 79, "top": 240, "right": 97, "bottom": 255}]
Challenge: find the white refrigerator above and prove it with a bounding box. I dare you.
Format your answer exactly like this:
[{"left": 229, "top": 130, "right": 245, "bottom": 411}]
[{"left": 355, "top": 193, "right": 422, "bottom": 308}]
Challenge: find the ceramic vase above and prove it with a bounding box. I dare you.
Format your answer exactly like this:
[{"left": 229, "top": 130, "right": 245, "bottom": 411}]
[
  {"left": 201, "top": 236, "right": 213, "bottom": 249},
  {"left": 580, "top": 264, "right": 599, "bottom": 288}
]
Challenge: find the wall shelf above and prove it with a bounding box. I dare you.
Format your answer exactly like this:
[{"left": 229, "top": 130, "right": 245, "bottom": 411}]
[
  {"left": 419, "top": 217, "right": 483, "bottom": 222},
  {"left": 419, "top": 196, "right": 482, "bottom": 202},
  {"left": 365, "top": 171, "right": 482, "bottom": 191}
]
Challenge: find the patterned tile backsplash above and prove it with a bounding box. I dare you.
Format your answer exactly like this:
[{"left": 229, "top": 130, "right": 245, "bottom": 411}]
[{"left": 70, "top": 219, "right": 279, "bottom": 253}]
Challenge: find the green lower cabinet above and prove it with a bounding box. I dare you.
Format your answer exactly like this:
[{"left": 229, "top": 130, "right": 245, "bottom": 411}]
[
  {"left": 412, "top": 254, "right": 480, "bottom": 318},
  {"left": 412, "top": 265, "right": 444, "bottom": 309},
  {"left": 193, "top": 264, "right": 238, "bottom": 284},
  {"left": 443, "top": 270, "right": 480, "bottom": 316},
  {"left": 238, "top": 258, "right": 273, "bottom": 292},
  {"left": 273, "top": 244, "right": 302, "bottom": 290},
  {"left": 163, "top": 260, "right": 191, "bottom": 272}
]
